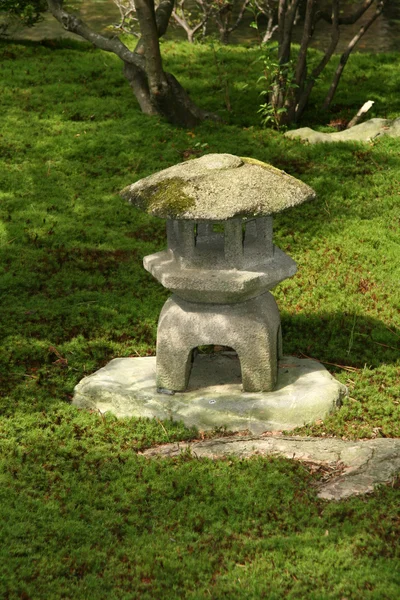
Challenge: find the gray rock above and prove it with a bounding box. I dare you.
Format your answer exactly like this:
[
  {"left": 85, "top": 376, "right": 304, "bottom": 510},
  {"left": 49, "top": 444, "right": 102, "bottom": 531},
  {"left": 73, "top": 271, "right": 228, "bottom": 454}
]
[
  {"left": 141, "top": 435, "right": 400, "bottom": 501},
  {"left": 284, "top": 117, "right": 400, "bottom": 144},
  {"left": 73, "top": 354, "right": 346, "bottom": 434},
  {"left": 121, "top": 154, "right": 316, "bottom": 220}
]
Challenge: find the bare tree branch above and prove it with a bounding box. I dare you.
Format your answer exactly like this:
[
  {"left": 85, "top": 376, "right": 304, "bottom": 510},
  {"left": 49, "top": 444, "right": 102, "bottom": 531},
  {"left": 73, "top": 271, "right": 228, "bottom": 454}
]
[
  {"left": 261, "top": 15, "right": 278, "bottom": 44},
  {"left": 113, "top": 0, "right": 139, "bottom": 35},
  {"left": 172, "top": 0, "right": 213, "bottom": 43},
  {"left": 213, "top": 0, "right": 250, "bottom": 44},
  {"left": 46, "top": 0, "right": 144, "bottom": 68},
  {"left": 295, "top": 0, "right": 315, "bottom": 89},
  {"left": 323, "top": 0, "right": 386, "bottom": 108},
  {"left": 315, "top": 0, "right": 375, "bottom": 26},
  {"left": 295, "top": 0, "right": 340, "bottom": 119}
]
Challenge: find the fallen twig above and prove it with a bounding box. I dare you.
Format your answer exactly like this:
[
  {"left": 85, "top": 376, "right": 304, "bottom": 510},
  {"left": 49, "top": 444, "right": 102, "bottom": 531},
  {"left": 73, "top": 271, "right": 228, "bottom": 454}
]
[
  {"left": 299, "top": 353, "right": 360, "bottom": 372},
  {"left": 157, "top": 418, "right": 169, "bottom": 440},
  {"left": 372, "top": 340, "right": 399, "bottom": 351}
]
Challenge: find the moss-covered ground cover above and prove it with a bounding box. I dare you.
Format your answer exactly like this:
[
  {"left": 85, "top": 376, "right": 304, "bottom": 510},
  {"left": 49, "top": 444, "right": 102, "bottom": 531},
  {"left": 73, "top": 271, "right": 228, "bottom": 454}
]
[{"left": 0, "top": 39, "right": 399, "bottom": 598}]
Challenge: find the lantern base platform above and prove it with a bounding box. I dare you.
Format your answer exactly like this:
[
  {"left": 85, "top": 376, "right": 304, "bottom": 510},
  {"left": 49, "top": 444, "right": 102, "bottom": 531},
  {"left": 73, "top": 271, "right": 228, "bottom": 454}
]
[{"left": 73, "top": 354, "right": 346, "bottom": 434}]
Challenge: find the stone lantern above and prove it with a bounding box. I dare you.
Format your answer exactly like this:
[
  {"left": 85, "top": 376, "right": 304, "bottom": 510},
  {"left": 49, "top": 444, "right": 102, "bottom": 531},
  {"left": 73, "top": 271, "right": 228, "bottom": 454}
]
[{"left": 121, "top": 154, "right": 315, "bottom": 394}]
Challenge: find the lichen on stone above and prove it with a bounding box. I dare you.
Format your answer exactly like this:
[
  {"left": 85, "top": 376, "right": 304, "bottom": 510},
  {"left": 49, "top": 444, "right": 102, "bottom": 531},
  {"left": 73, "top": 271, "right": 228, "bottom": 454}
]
[
  {"left": 241, "top": 156, "right": 284, "bottom": 176},
  {"left": 134, "top": 177, "right": 195, "bottom": 218},
  {"left": 121, "top": 153, "right": 316, "bottom": 219}
]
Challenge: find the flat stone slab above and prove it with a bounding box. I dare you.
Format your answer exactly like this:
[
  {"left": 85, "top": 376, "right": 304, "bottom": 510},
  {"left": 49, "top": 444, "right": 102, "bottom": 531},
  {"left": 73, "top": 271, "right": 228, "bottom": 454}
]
[
  {"left": 73, "top": 354, "right": 346, "bottom": 434},
  {"left": 284, "top": 117, "right": 400, "bottom": 144},
  {"left": 141, "top": 435, "right": 400, "bottom": 501}
]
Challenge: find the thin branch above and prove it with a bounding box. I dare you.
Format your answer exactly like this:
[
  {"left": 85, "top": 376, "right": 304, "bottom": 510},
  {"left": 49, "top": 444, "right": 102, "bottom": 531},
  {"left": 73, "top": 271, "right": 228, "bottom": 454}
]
[
  {"left": 295, "top": 0, "right": 316, "bottom": 89},
  {"left": 230, "top": 0, "right": 251, "bottom": 35},
  {"left": 172, "top": 0, "right": 212, "bottom": 43},
  {"left": 46, "top": 0, "right": 143, "bottom": 68},
  {"left": 113, "top": 0, "right": 139, "bottom": 35},
  {"left": 299, "top": 353, "right": 361, "bottom": 372},
  {"left": 295, "top": 0, "right": 340, "bottom": 119},
  {"left": 310, "top": 0, "right": 340, "bottom": 81},
  {"left": 315, "top": 0, "right": 375, "bottom": 26},
  {"left": 262, "top": 17, "right": 278, "bottom": 44},
  {"left": 172, "top": 6, "right": 192, "bottom": 37},
  {"left": 323, "top": 0, "right": 386, "bottom": 108},
  {"left": 213, "top": 0, "right": 250, "bottom": 43}
]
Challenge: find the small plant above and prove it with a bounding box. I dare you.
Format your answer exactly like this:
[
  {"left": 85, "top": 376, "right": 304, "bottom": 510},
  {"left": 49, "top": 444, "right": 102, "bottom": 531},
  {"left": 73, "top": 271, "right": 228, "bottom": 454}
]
[
  {"left": 248, "top": 0, "right": 387, "bottom": 126},
  {"left": 247, "top": 3, "right": 296, "bottom": 130},
  {"left": 257, "top": 50, "right": 297, "bottom": 130},
  {"left": 247, "top": 0, "right": 279, "bottom": 45},
  {"left": 0, "top": 0, "right": 47, "bottom": 37}
]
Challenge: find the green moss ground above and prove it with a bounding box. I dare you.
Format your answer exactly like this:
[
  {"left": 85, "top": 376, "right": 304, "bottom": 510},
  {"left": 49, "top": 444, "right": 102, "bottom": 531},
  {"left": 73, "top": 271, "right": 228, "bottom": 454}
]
[{"left": 0, "top": 39, "right": 399, "bottom": 599}]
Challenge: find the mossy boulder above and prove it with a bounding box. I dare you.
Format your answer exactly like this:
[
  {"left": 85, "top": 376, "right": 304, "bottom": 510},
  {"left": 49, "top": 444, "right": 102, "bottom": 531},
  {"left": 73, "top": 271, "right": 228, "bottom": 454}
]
[{"left": 121, "top": 154, "right": 316, "bottom": 220}]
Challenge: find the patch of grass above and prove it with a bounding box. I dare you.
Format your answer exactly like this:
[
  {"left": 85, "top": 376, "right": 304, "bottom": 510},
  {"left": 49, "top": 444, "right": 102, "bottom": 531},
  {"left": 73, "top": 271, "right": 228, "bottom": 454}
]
[
  {"left": 1, "top": 418, "right": 399, "bottom": 599},
  {"left": 0, "top": 39, "right": 398, "bottom": 433},
  {"left": 0, "top": 39, "right": 399, "bottom": 599}
]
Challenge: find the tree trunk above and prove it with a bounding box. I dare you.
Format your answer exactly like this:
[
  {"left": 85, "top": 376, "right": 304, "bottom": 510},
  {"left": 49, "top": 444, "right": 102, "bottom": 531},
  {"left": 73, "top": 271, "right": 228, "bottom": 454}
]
[
  {"left": 123, "top": 62, "right": 158, "bottom": 116},
  {"left": 268, "top": 0, "right": 301, "bottom": 126},
  {"left": 46, "top": 0, "right": 219, "bottom": 127},
  {"left": 270, "top": 0, "right": 386, "bottom": 127},
  {"left": 123, "top": 61, "right": 218, "bottom": 127}
]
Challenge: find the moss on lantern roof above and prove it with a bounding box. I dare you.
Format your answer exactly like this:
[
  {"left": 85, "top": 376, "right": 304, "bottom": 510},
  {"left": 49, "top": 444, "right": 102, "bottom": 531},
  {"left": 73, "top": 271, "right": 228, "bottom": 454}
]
[{"left": 120, "top": 154, "right": 316, "bottom": 220}]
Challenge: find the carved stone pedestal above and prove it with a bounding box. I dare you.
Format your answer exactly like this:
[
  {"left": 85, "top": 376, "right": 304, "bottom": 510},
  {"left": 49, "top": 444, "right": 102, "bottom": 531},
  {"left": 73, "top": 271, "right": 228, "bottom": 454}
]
[{"left": 156, "top": 292, "right": 282, "bottom": 393}]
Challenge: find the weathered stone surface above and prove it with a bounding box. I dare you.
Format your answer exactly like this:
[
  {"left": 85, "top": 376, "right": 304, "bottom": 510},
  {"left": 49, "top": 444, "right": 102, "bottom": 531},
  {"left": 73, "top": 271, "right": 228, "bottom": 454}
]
[
  {"left": 141, "top": 435, "right": 400, "bottom": 501},
  {"left": 156, "top": 293, "right": 282, "bottom": 392},
  {"left": 284, "top": 117, "right": 400, "bottom": 144},
  {"left": 165, "top": 216, "right": 275, "bottom": 271},
  {"left": 121, "top": 154, "right": 316, "bottom": 219},
  {"left": 73, "top": 354, "right": 345, "bottom": 434},
  {"left": 144, "top": 246, "right": 297, "bottom": 304},
  {"left": 122, "top": 156, "right": 317, "bottom": 395}
]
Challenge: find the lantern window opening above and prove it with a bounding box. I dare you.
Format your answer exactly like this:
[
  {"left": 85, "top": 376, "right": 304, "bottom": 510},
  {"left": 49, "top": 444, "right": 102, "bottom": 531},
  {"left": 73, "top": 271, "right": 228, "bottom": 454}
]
[
  {"left": 189, "top": 345, "right": 242, "bottom": 388},
  {"left": 212, "top": 223, "right": 225, "bottom": 234}
]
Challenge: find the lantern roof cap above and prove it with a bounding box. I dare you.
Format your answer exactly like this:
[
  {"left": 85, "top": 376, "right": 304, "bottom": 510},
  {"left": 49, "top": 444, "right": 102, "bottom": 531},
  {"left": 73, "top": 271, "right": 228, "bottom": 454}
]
[{"left": 121, "top": 154, "right": 316, "bottom": 220}]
